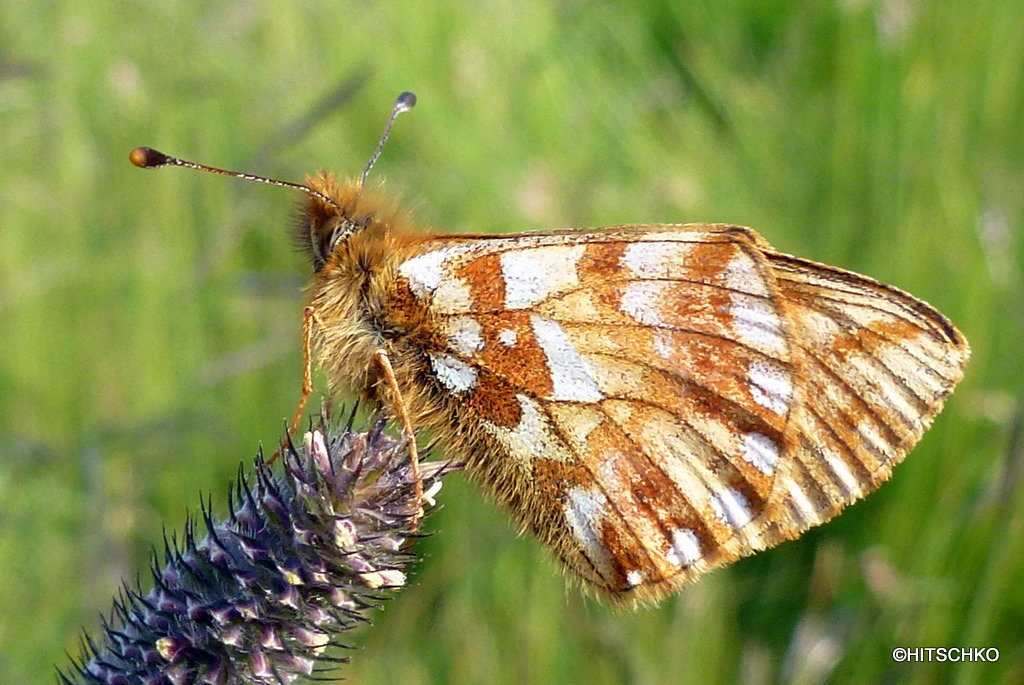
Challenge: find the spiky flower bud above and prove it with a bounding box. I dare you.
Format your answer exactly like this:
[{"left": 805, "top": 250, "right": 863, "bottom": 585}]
[{"left": 61, "top": 411, "right": 454, "bottom": 684}]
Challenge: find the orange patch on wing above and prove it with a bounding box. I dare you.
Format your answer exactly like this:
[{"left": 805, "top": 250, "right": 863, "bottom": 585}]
[
  {"left": 473, "top": 311, "right": 554, "bottom": 399},
  {"left": 387, "top": 278, "right": 429, "bottom": 334},
  {"left": 577, "top": 241, "right": 628, "bottom": 282},
  {"left": 466, "top": 368, "right": 523, "bottom": 429},
  {"left": 458, "top": 253, "right": 505, "bottom": 311}
]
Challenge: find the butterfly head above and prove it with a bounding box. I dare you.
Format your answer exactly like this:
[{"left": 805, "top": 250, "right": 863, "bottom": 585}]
[{"left": 300, "top": 173, "right": 385, "bottom": 273}]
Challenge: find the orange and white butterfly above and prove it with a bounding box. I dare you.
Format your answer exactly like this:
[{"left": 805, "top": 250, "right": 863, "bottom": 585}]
[{"left": 132, "top": 93, "right": 969, "bottom": 605}]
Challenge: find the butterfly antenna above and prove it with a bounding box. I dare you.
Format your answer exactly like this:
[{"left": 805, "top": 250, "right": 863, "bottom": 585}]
[
  {"left": 127, "top": 147, "right": 343, "bottom": 212},
  {"left": 359, "top": 91, "right": 416, "bottom": 187}
]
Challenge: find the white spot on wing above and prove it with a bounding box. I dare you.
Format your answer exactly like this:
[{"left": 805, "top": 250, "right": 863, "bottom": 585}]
[
  {"left": 563, "top": 486, "right": 613, "bottom": 577},
  {"left": 665, "top": 528, "right": 702, "bottom": 567},
  {"left": 428, "top": 353, "right": 477, "bottom": 394},
  {"left": 621, "top": 281, "right": 667, "bottom": 326},
  {"left": 398, "top": 246, "right": 467, "bottom": 298},
  {"left": 729, "top": 294, "right": 787, "bottom": 356},
  {"left": 433, "top": 276, "right": 474, "bottom": 314},
  {"left": 620, "top": 241, "right": 694, "bottom": 278},
  {"left": 397, "top": 246, "right": 475, "bottom": 313},
  {"left": 749, "top": 359, "right": 793, "bottom": 416},
  {"left": 741, "top": 432, "right": 780, "bottom": 476},
  {"left": 824, "top": 449, "right": 862, "bottom": 496},
  {"left": 724, "top": 251, "right": 771, "bottom": 297},
  {"left": 856, "top": 418, "right": 893, "bottom": 459},
  {"left": 530, "top": 314, "right": 603, "bottom": 402},
  {"left": 443, "top": 316, "right": 484, "bottom": 357},
  {"left": 501, "top": 245, "right": 585, "bottom": 309},
  {"left": 626, "top": 570, "right": 644, "bottom": 587},
  {"left": 782, "top": 477, "right": 820, "bottom": 523},
  {"left": 498, "top": 328, "right": 518, "bottom": 347},
  {"left": 710, "top": 487, "right": 753, "bottom": 529}
]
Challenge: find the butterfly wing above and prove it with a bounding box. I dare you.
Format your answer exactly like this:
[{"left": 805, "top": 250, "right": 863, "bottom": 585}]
[{"left": 391, "top": 225, "right": 968, "bottom": 603}]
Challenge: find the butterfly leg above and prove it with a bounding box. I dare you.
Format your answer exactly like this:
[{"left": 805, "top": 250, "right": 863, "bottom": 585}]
[
  {"left": 268, "top": 306, "right": 322, "bottom": 466},
  {"left": 374, "top": 349, "right": 424, "bottom": 514},
  {"left": 287, "top": 305, "right": 321, "bottom": 437}
]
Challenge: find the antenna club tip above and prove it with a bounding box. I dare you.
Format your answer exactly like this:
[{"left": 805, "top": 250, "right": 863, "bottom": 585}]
[
  {"left": 129, "top": 147, "right": 170, "bottom": 168},
  {"left": 395, "top": 91, "right": 417, "bottom": 112}
]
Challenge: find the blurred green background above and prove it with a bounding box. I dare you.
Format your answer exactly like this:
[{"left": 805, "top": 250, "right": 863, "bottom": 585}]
[{"left": 1, "top": 1, "right": 1020, "bottom": 683}]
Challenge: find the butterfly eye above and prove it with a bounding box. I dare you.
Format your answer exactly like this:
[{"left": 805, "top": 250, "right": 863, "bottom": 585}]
[
  {"left": 311, "top": 219, "right": 358, "bottom": 272},
  {"left": 324, "top": 225, "right": 344, "bottom": 257}
]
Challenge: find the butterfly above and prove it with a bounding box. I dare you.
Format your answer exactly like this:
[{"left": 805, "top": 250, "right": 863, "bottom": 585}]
[{"left": 132, "top": 92, "right": 970, "bottom": 605}]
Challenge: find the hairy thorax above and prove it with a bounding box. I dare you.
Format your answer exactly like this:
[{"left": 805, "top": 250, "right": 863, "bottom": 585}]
[{"left": 307, "top": 215, "right": 432, "bottom": 410}]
